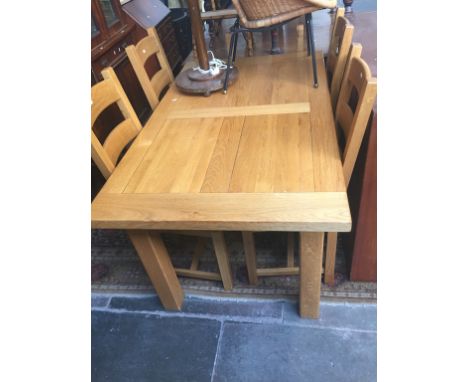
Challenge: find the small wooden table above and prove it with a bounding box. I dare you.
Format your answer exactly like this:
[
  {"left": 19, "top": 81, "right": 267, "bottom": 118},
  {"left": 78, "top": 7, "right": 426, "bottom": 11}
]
[{"left": 91, "top": 51, "right": 351, "bottom": 318}]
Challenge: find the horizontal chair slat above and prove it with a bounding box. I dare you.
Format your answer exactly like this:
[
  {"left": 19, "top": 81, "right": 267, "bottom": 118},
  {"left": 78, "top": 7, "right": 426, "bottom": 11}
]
[
  {"left": 257, "top": 267, "right": 300, "bottom": 276},
  {"left": 175, "top": 269, "right": 222, "bottom": 281}
]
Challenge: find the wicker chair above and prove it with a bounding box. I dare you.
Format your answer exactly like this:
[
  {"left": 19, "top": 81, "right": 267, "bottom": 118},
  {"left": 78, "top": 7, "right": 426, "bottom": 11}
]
[{"left": 223, "top": 0, "right": 337, "bottom": 93}]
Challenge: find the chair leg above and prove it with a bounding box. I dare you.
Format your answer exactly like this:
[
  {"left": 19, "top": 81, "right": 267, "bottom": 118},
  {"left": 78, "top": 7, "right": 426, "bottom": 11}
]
[
  {"left": 324, "top": 232, "right": 337, "bottom": 286},
  {"left": 232, "top": 30, "right": 239, "bottom": 62},
  {"left": 211, "top": 232, "right": 234, "bottom": 290},
  {"left": 246, "top": 32, "right": 254, "bottom": 56},
  {"left": 223, "top": 25, "right": 238, "bottom": 94},
  {"left": 190, "top": 237, "right": 206, "bottom": 270},
  {"left": 215, "top": 19, "right": 222, "bottom": 36},
  {"left": 224, "top": 31, "right": 231, "bottom": 56},
  {"left": 287, "top": 232, "right": 295, "bottom": 267},
  {"left": 306, "top": 13, "right": 319, "bottom": 88},
  {"left": 305, "top": 15, "right": 310, "bottom": 56},
  {"left": 242, "top": 231, "right": 258, "bottom": 285}
]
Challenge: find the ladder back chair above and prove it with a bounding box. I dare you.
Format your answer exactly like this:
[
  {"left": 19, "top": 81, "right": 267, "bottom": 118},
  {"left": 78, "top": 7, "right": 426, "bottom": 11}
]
[
  {"left": 242, "top": 46, "right": 376, "bottom": 287},
  {"left": 239, "top": 11, "right": 349, "bottom": 285},
  {"left": 330, "top": 7, "right": 344, "bottom": 45},
  {"left": 256, "top": 17, "right": 353, "bottom": 285},
  {"left": 91, "top": 67, "right": 142, "bottom": 180},
  {"left": 327, "top": 8, "right": 354, "bottom": 110},
  {"left": 242, "top": 231, "right": 299, "bottom": 286},
  {"left": 125, "top": 29, "right": 236, "bottom": 289},
  {"left": 324, "top": 48, "right": 377, "bottom": 285},
  {"left": 91, "top": 66, "right": 234, "bottom": 291},
  {"left": 125, "top": 27, "right": 174, "bottom": 110}
]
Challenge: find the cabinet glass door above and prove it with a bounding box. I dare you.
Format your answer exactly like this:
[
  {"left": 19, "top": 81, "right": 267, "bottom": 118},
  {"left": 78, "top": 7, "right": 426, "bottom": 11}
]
[
  {"left": 91, "top": 15, "right": 100, "bottom": 38},
  {"left": 99, "top": 0, "right": 119, "bottom": 28}
]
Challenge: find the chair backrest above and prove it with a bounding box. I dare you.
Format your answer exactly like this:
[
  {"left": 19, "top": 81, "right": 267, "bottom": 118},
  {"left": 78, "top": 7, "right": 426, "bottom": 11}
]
[
  {"left": 327, "top": 10, "right": 353, "bottom": 110},
  {"left": 91, "top": 67, "right": 142, "bottom": 179},
  {"left": 339, "top": 42, "right": 362, "bottom": 103},
  {"left": 125, "top": 27, "right": 174, "bottom": 110},
  {"left": 335, "top": 54, "right": 377, "bottom": 186},
  {"left": 330, "top": 7, "right": 345, "bottom": 40}
]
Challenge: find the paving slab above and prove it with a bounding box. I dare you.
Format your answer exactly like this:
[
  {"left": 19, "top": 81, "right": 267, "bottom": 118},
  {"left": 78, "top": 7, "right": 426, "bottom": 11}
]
[
  {"left": 213, "top": 321, "right": 376, "bottom": 382},
  {"left": 91, "top": 295, "right": 110, "bottom": 308},
  {"left": 109, "top": 295, "right": 283, "bottom": 320},
  {"left": 92, "top": 311, "right": 220, "bottom": 382},
  {"left": 283, "top": 301, "right": 377, "bottom": 331}
]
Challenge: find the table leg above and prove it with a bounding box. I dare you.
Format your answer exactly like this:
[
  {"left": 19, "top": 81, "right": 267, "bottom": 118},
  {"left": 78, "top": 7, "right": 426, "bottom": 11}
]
[
  {"left": 127, "top": 230, "right": 184, "bottom": 310},
  {"left": 299, "top": 232, "right": 324, "bottom": 318},
  {"left": 324, "top": 232, "right": 337, "bottom": 286}
]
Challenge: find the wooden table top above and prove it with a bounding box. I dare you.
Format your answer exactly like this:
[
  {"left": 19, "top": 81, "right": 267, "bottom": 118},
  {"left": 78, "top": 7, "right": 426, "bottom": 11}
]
[{"left": 92, "top": 51, "right": 351, "bottom": 232}]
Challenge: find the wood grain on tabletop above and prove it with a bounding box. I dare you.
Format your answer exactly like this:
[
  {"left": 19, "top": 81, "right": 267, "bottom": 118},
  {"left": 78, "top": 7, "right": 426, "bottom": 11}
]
[
  {"left": 92, "top": 53, "right": 350, "bottom": 231},
  {"left": 163, "top": 51, "right": 320, "bottom": 110},
  {"left": 166, "top": 103, "right": 310, "bottom": 119},
  {"left": 201, "top": 116, "right": 245, "bottom": 193},
  {"left": 229, "top": 112, "right": 315, "bottom": 193}
]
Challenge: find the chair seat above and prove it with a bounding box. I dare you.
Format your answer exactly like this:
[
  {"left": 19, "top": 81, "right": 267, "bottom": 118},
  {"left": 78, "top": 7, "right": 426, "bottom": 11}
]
[{"left": 233, "top": 0, "right": 335, "bottom": 29}]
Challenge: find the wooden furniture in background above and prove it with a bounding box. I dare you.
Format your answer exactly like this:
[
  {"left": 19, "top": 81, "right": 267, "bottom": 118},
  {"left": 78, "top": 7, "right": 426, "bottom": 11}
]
[
  {"left": 91, "top": 51, "right": 352, "bottom": 318},
  {"left": 324, "top": 50, "right": 377, "bottom": 286},
  {"left": 91, "top": 0, "right": 151, "bottom": 124},
  {"left": 122, "top": 0, "right": 183, "bottom": 73},
  {"left": 156, "top": 15, "right": 183, "bottom": 72},
  {"left": 170, "top": 8, "right": 193, "bottom": 61},
  {"left": 92, "top": 0, "right": 132, "bottom": 51},
  {"left": 349, "top": 110, "right": 376, "bottom": 281}
]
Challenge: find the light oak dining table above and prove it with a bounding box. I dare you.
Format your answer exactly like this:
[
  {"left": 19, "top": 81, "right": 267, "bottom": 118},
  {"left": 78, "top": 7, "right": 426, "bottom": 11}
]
[{"left": 91, "top": 51, "right": 351, "bottom": 318}]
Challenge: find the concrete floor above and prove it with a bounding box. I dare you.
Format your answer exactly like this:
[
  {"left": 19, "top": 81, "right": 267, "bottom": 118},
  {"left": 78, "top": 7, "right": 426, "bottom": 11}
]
[{"left": 92, "top": 293, "right": 376, "bottom": 381}]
